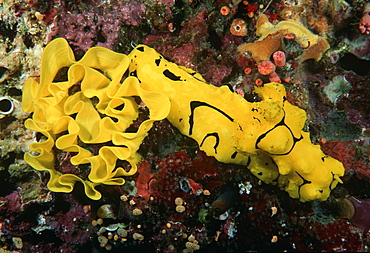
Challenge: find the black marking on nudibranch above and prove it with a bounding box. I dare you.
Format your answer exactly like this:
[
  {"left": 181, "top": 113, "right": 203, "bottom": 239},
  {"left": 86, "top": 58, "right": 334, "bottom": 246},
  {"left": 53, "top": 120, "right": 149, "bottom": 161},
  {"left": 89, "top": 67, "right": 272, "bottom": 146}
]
[
  {"left": 296, "top": 171, "right": 312, "bottom": 200},
  {"left": 246, "top": 156, "right": 251, "bottom": 167},
  {"left": 253, "top": 116, "right": 261, "bottom": 123},
  {"left": 321, "top": 155, "right": 329, "bottom": 162},
  {"left": 155, "top": 56, "right": 162, "bottom": 66},
  {"left": 329, "top": 172, "right": 337, "bottom": 190},
  {"left": 114, "top": 103, "right": 125, "bottom": 111},
  {"left": 129, "top": 69, "right": 141, "bottom": 83},
  {"left": 255, "top": 113, "right": 303, "bottom": 156},
  {"left": 130, "top": 70, "right": 137, "bottom": 77},
  {"left": 137, "top": 46, "right": 145, "bottom": 52},
  {"left": 272, "top": 174, "right": 280, "bottom": 183},
  {"left": 189, "top": 101, "right": 234, "bottom": 135},
  {"left": 200, "top": 132, "right": 220, "bottom": 154},
  {"left": 163, "top": 69, "right": 182, "bottom": 81},
  {"left": 270, "top": 157, "right": 278, "bottom": 168},
  {"left": 231, "top": 151, "right": 237, "bottom": 159},
  {"left": 188, "top": 71, "right": 205, "bottom": 82}
]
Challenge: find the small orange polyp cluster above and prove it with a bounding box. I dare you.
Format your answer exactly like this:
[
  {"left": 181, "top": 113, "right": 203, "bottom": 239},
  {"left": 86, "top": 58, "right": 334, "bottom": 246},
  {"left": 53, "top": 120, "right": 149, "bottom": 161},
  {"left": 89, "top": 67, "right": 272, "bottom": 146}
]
[{"left": 256, "top": 50, "right": 286, "bottom": 84}]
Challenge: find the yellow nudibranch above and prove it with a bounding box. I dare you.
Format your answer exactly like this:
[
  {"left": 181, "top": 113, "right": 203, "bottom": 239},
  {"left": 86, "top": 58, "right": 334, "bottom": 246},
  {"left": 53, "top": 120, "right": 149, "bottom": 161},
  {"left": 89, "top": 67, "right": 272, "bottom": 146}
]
[{"left": 23, "top": 38, "right": 344, "bottom": 202}]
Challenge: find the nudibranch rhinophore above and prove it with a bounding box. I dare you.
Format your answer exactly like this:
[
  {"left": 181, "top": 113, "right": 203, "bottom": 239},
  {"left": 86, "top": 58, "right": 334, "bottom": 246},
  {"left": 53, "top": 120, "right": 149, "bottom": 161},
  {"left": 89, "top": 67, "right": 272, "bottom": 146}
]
[{"left": 22, "top": 38, "right": 344, "bottom": 202}]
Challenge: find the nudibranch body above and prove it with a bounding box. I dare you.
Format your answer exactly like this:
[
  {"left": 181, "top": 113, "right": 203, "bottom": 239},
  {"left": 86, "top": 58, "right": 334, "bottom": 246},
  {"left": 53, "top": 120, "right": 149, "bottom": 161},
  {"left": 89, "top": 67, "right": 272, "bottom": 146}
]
[
  {"left": 22, "top": 38, "right": 344, "bottom": 202},
  {"left": 128, "top": 45, "right": 344, "bottom": 202}
]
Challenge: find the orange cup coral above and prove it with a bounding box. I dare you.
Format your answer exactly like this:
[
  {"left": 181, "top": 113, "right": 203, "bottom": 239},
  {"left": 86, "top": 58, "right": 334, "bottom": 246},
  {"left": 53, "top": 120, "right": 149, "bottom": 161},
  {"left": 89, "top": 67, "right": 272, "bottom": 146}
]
[
  {"left": 257, "top": 60, "right": 276, "bottom": 75},
  {"left": 230, "top": 18, "right": 247, "bottom": 36},
  {"left": 272, "top": 50, "right": 286, "bottom": 67},
  {"left": 220, "top": 5, "right": 231, "bottom": 16}
]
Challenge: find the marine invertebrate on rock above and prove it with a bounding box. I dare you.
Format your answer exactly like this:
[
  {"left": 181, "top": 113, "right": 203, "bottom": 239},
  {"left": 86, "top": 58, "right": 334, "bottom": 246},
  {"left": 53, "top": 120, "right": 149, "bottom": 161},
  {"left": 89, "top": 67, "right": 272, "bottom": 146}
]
[
  {"left": 220, "top": 6, "right": 231, "bottom": 16},
  {"left": 244, "top": 67, "right": 252, "bottom": 75},
  {"left": 238, "top": 29, "right": 285, "bottom": 63},
  {"left": 156, "top": 139, "right": 177, "bottom": 157},
  {"left": 359, "top": 3, "right": 370, "bottom": 34},
  {"left": 272, "top": 50, "right": 286, "bottom": 67},
  {"left": 128, "top": 45, "right": 344, "bottom": 202},
  {"left": 257, "top": 60, "right": 281, "bottom": 83},
  {"left": 257, "top": 60, "right": 276, "bottom": 75},
  {"left": 22, "top": 38, "right": 170, "bottom": 200},
  {"left": 210, "top": 187, "right": 239, "bottom": 216},
  {"left": 244, "top": 2, "right": 258, "bottom": 18},
  {"left": 255, "top": 78, "right": 264, "bottom": 86},
  {"left": 24, "top": 39, "right": 344, "bottom": 202},
  {"left": 0, "top": 97, "right": 14, "bottom": 116},
  {"left": 97, "top": 204, "right": 117, "bottom": 219},
  {"left": 238, "top": 14, "right": 330, "bottom": 63},
  {"left": 338, "top": 196, "right": 370, "bottom": 232},
  {"left": 268, "top": 72, "right": 281, "bottom": 83},
  {"left": 323, "top": 75, "right": 351, "bottom": 105},
  {"left": 52, "top": 1, "right": 146, "bottom": 52},
  {"left": 54, "top": 11, "right": 118, "bottom": 52},
  {"left": 230, "top": 18, "right": 247, "bottom": 37},
  {"left": 271, "top": 235, "right": 278, "bottom": 243},
  {"left": 0, "top": 66, "right": 10, "bottom": 83}
]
